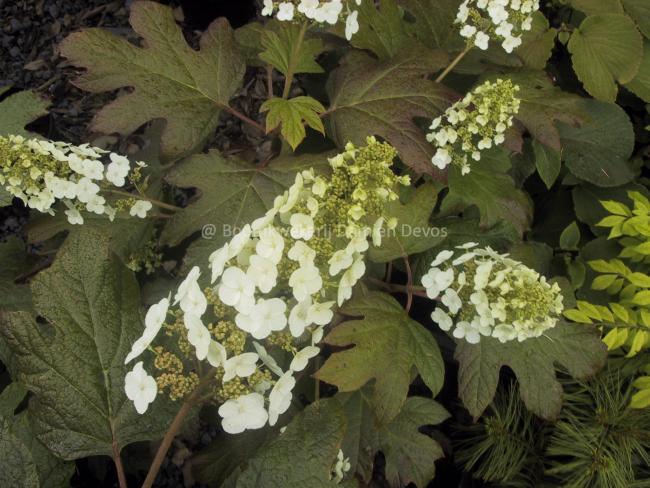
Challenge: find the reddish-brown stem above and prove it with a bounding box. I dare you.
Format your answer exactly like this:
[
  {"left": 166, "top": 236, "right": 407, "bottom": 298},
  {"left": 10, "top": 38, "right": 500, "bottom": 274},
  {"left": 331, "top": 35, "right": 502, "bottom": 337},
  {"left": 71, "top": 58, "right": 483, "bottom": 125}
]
[
  {"left": 403, "top": 255, "right": 414, "bottom": 313},
  {"left": 141, "top": 373, "right": 214, "bottom": 488},
  {"left": 368, "top": 278, "right": 428, "bottom": 298},
  {"left": 385, "top": 262, "right": 393, "bottom": 282},
  {"left": 435, "top": 45, "right": 472, "bottom": 83},
  {"left": 112, "top": 440, "right": 128, "bottom": 488},
  {"left": 223, "top": 105, "right": 266, "bottom": 133}
]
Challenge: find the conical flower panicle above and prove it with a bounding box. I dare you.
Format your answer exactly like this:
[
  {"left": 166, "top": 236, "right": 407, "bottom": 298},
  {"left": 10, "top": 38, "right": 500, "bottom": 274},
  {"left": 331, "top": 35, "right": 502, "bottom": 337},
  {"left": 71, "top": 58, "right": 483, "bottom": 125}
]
[
  {"left": 422, "top": 244, "right": 564, "bottom": 344},
  {"left": 124, "top": 137, "right": 409, "bottom": 433}
]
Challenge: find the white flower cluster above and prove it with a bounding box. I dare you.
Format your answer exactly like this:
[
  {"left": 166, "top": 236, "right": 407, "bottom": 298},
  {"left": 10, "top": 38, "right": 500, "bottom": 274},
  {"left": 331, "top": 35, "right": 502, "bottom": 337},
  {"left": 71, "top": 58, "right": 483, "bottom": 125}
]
[
  {"left": 421, "top": 243, "right": 564, "bottom": 344},
  {"left": 427, "top": 79, "right": 520, "bottom": 174},
  {"left": 262, "top": 0, "right": 362, "bottom": 40},
  {"left": 124, "top": 138, "right": 407, "bottom": 433},
  {"left": 0, "top": 135, "right": 151, "bottom": 225},
  {"left": 456, "top": 0, "right": 539, "bottom": 52}
]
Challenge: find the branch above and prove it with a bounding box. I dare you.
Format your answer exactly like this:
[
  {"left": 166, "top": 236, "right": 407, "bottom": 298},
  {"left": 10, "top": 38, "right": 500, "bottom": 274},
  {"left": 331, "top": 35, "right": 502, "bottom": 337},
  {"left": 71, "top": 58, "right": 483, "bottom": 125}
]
[
  {"left": 403, "top": 254, "right": 414, "bottom": 313},
  {"left": 112, "top": 440, "right": 128, "bottom": 488},
  {"left": 141, "top": 372, "right": 215, "bottom": 488},
  {"left": 223, "top": 105, "right": 266, "bottom": 133},
  {"left": 435, "top": 44, "right": 472, "bottom": 83}
]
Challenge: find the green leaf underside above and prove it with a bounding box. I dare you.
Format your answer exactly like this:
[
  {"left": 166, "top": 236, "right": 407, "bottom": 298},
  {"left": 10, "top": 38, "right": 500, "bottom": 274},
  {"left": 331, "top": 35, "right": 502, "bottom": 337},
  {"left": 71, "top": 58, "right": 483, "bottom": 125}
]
[
  {"left": 0, "top": 230, "right": 174, "bottom": 459},
  {"left": 337, "top": 388, "right": 449, "bottom": 487},
  {"left": 558, "top": 99, "right": 635, "bottom": 187},
  {"left": 163, "top": 151, "right": 333, "bottom": 269},
  {"left": 0, "top": 89, "right": 49, "bottom": 137},
  {"left": 398, "top": 0, "right": 464, "bottom": 49},
  {"left": 234, "top": 399, "right": 346, "bottom": 487},
  {"left": 568, "top": 14, "right": 643, "bottom": 102},
  {"left": 441, "top": 155, "right": 533, "bottom": 237},
  {"left": 369, "top": 183, "right": 446, "bottom": 263},
  {"left": 326, "top": 50, "right": 454, "bottom": 176},
  {"left": 517, "top": 11, "right": 557, "bottom": 70},
  {"left": 0, "top": 384, "right": 73, "bottom": 488},
  {"left": 315, "top": 290, "right": 444, "bottom": 425},
  {"left": 260, "top": 22, "right": 324, "bottom": 75},
  {"left": 455, "top": 321, "right": 607, "bottom": 420},
  {"left": 26, "top": 211, "right": 157, "bottom": 263},
  {"left": 0, "top": 237, "right": 33, "bottom": 311},
  {"left": 59, "top": 1, "right": 245, "bottom": 160},
  {"left": 261, "top": 96, "right": 325, "bottom": 150}
]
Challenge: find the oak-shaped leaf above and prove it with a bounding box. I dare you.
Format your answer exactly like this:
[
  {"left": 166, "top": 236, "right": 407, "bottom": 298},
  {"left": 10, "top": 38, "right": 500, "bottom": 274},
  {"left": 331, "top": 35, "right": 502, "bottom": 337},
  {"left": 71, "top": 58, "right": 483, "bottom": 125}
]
[
  {"left": 161, "top": 150, "right": 332, "bottom": 268},
  {"left": 0, "top": 87, "right": 49, "bottom": 137},
  {"left": 0, "top": 230, "right": 175, "bottom": 459},
  {"left": 233, "top": 399, "right": 347, "bottom": 487},
  {"left": 369, "top": 183, "right": 446, "bottom": 263},
  {"left": 60, "top": 1, "right": 245, "bottom": 160},
  {"left": 192, "top": 424, "right": 279, "bottom": 486},
  {"left": 455, "top": 321, "right": 607, "bottom": 420},
  {"left": 337, "top": 388, "right": 449, "bottom": 487},
  {"left": 350, "top": 0, "right": 415, "bottom": 59},
  {"left": 315, "top": 290, "right": 444, "bottom": 425},
  {"left": 259, "top": 21, "right": 324, "bottom": 75},
  {"left": 517, "top": 12, "right": 557, "bottom": 70},
  {"left": 398, "top": 0, "right": 464, "bottom": 49},
  {"left": 261, "top": 96, "right": 325, "bottom": 150},
  {"left": 568, "top": 13, "right": 643, "bottom": 102},
  {"left": 325, "top": 50, "right": 454, "bottom": 176},
  {"left": 440, "top": 150, "right": 533, "bottom": 237},
  {"left": 0, "top": 384, "right": 74, "bottom": 488}
]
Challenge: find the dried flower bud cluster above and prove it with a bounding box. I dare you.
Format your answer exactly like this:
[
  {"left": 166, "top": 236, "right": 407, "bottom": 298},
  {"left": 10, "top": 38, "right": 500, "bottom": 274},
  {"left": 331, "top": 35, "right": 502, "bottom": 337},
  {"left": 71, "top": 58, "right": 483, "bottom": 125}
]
[
  {"left": 456, "top": 0, "right": 539, "bottom": 52},
  {"left": 0, "top": 135, "right": 151, "bottom": 224},
  {"left": 124, "top": 137, "right": 408, "bottom": 433},
  {"left": 427, "top": 79, "right": 520, "bottom": 174},
  {"left": 421, "top": 243, "right": 564, "bottom": 344},
  {"left": 262, "top": 0, "right": 362, "bottom": 40}
]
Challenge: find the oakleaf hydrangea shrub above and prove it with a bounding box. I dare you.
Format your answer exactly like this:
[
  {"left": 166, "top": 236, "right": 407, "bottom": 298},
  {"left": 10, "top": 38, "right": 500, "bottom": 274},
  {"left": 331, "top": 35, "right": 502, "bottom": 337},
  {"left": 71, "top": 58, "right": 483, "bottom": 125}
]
[{"left": 0, "top": 0, "right": 647, "bottom": 486}]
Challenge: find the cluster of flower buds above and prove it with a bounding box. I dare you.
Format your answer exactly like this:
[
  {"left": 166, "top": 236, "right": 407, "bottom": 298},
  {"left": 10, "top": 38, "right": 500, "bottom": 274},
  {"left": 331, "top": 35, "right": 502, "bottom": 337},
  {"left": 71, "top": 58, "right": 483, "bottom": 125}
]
[
  {"left": 421, "top": 243, "right": 564, "bottom": 344},
  {"left": 0, "top": 135, "right": 152, "bottom": 224},
  {"left": 427, "top": 79, "right": 520, "bottom": 174},
  {"left": 456, "top": 0, "right": 539, "bottom": 52},
  {"left": 262, "top": 0, "right": 362, "bottom": 40},
  {"left": 124, "top": 137, "right": 409, "bottom": 433}
]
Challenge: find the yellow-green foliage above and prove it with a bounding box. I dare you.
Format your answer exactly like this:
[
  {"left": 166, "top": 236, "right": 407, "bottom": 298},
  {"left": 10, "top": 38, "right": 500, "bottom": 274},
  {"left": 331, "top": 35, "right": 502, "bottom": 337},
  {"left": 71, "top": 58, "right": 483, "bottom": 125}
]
[{"left": 564, "top": 191, "right": 650, "bottom": 408}]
